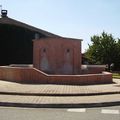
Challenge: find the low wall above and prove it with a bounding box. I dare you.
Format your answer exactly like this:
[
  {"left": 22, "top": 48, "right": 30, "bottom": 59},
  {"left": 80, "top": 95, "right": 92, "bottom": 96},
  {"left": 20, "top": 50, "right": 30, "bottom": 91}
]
[
  {"left": 0, "top": 66, "right": 112, "bottom": 85},
  {"left": 49, "top": 72, "right": 112, "bottom": 85},
  {"left": 0, "top": 66, "right": 48, "bottom": 83}
]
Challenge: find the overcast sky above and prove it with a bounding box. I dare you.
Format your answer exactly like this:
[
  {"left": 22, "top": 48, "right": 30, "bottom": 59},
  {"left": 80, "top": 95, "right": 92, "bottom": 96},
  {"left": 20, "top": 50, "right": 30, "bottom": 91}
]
[{"left": 1, "top": 0, "right": 120, "bottom": 52}]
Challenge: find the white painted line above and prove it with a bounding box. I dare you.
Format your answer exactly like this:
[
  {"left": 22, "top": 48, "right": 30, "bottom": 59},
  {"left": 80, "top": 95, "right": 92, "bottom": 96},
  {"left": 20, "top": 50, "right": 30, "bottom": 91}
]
[
  {"left": 101, "top": 109, "right": 120, "bottom": 115},
  {"left": 67, "top": 108, "right": 86, "bottom": 113}
]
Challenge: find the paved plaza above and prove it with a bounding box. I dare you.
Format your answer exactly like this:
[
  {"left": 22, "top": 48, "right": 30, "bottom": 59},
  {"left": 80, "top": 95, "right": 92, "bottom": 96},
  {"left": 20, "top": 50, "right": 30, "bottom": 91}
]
[{"left": 0, "top": 79, "right": 119, "bottom": 108}]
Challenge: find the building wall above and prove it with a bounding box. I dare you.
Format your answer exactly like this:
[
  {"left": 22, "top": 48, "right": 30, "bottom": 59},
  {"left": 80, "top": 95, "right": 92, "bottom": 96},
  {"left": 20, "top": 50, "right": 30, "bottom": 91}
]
[{"left": 33, "top": 37, "right": 82, "bottom": 74}]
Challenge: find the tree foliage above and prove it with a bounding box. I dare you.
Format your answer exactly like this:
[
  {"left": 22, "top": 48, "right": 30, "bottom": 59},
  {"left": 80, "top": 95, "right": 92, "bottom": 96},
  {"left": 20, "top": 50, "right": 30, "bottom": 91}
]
[{"left": 85, "top": 31, "right": 120, "bottom": 71}]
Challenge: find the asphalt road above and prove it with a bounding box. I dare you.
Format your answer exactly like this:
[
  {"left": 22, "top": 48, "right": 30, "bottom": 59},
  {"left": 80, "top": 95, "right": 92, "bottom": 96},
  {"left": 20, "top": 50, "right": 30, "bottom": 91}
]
[{"left": 0, "top": 106, "right": 120, "bottom": 120}]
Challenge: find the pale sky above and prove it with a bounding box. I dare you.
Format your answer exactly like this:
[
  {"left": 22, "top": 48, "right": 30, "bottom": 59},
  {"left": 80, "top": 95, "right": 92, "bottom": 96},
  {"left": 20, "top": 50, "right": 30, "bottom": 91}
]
[{"left": 1, "top": 0, "right": 120, "bottom": 52}]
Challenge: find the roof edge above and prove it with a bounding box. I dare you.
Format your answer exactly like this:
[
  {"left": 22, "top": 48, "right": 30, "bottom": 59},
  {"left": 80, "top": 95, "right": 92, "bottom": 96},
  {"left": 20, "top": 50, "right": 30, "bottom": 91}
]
[{"left": 0, "top": 17, "right": 60, "bottom": 37}]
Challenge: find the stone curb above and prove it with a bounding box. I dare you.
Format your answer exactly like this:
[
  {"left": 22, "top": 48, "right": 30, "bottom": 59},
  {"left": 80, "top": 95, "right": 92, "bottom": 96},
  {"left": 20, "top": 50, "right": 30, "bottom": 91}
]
[
  {"left": 0, "top": 91, "right": 120, "bottom": 96},
  {"left": 0, "top": 101, "right": 120, "bottom": 108}
]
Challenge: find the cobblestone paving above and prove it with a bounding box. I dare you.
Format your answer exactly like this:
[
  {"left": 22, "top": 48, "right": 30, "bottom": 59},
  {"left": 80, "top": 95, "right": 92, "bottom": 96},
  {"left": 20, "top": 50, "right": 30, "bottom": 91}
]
[
  {"left": 0, "top": 79, "right": 119, "bottom": 95},
  {"left": 0, "top": 79, "right": 119, "bottom": 107}
]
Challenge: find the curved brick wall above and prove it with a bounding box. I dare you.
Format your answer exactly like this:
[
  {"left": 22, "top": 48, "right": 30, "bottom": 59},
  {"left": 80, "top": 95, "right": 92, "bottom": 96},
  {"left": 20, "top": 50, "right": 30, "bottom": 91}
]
[{"left": 0, "top": 66, "right": 112, "bottom": 85}]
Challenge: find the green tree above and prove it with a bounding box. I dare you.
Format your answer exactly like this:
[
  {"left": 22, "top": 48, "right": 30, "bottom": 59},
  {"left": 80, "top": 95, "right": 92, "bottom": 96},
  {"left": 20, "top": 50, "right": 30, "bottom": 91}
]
[{"left": 85, "top": 31, "right": 118, "bottom": 71}]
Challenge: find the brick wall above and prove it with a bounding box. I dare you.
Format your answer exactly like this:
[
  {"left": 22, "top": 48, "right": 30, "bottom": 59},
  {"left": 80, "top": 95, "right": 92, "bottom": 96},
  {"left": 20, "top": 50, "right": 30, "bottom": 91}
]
[
  {"left": 0, "top": 66, "right": 48, "bottom": 83},
  {"left": 33, "top": 37, "right": 82, "bottom": 75},
  {"left": 0, "top": 66, "right": 112, "bottom": 85}
]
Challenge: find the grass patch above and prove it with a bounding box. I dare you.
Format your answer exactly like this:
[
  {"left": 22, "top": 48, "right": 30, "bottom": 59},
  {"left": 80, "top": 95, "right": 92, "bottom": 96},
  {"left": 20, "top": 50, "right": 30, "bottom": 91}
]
[{"left": 112, "top": 73, "right": 120, "bottom": 79}]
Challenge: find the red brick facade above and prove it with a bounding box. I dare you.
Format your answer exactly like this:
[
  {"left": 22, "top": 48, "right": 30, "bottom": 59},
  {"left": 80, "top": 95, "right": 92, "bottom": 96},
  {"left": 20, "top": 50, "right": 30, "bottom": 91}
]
[
  {"left": 33, "top": 37, "right": 82, "bottom": 75},
  {"left": 0, "top": 66, "right": 112, "bottom": 85}
]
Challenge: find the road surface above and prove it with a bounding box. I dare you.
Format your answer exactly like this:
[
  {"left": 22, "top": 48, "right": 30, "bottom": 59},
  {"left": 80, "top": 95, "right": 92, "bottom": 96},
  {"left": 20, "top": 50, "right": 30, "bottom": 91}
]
[{"left": 0, "top": 106, "right": 120, "bottom": 120}]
